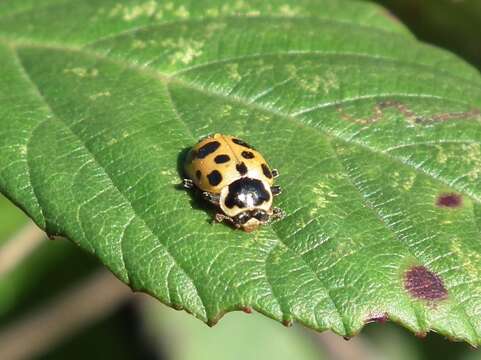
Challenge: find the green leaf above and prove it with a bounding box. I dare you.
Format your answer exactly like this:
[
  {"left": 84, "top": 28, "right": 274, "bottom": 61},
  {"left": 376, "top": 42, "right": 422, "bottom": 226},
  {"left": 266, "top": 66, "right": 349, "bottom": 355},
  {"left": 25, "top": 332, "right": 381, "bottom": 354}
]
[{"left": 1, "top": 0, "right": 481, "bottom": 345}]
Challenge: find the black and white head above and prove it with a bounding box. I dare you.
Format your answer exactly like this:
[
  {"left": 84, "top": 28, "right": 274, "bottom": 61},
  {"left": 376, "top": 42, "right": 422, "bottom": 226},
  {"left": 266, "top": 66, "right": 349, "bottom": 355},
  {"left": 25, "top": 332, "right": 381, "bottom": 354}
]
[{"left": 219, "top": 177, "right": 273, "bottom": 232}]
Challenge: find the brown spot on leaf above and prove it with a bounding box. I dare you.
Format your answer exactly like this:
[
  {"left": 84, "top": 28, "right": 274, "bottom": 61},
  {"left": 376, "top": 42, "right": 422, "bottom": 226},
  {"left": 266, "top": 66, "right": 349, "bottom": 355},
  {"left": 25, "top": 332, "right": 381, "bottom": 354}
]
[
  {"left": 282, "top": 319, "right": 293, "bottom": 327},
  {"left": 337, "top": 100, "right": 480, "bottom": 126},
  {"left": 437, "top": 193, "right": 462, "bottom": 208},
  {"left": 415, "top": 331, "right": 427, "bottom": 339},
  {"left": 404, "top": 266, "right": 448, "bottom": 301},
  {"left": 365, "top": 312, "right": 389, "bottom": 324},
  {"left": 242, "top": 307, "right": 252, "bottom": 314}
]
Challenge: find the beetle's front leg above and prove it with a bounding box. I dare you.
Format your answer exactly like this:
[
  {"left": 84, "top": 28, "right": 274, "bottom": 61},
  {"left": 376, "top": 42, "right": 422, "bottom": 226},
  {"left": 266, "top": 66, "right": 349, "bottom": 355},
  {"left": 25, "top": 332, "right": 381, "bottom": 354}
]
[
  {"left": 202, "top": 191, "right": 220, "bottom": 206},
  {"left": 270, "top": 207, "right": 285, "bottom": 221},
  {"left": 271, "top": 185, "right": 282, "bottom": 196},
  {"left": 214, "top": 213, "right": 235, "bottom": 225}
]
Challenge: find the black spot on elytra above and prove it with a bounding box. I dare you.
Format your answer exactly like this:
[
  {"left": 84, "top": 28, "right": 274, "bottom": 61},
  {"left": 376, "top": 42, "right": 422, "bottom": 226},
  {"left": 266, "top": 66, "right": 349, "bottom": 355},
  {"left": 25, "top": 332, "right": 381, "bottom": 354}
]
[
  {"left": 236, "top": 162, "right": 248, "bottom": 176},
  {"left": 232, "top": 138, "right": 254, "bottom": 149},
  {"left": 214, "top": 154, "right": 230, "bottom": 164},
  {"left": 224, "top": 178, "right": 270, "bottom": 209},
  {"left": 241, "top": 151, "right": 255, "bottom": 159},
  {"left": 261, "top": 163, "right": 272, "bottom": 179},
  {"left": 207, "top": 170, "right": 222, "bottom": 186},
  {"left": 197, "top": 141, "right": 221, "bottom": 159},
  {"left": 195, "top": 170, "right": 201, "bottom": 180},
  {"left": 404, "top": 266, "right": 447, "bottom": 301},
  {"left": 436, "top": 193, "right": 462, "bottom": 208}
]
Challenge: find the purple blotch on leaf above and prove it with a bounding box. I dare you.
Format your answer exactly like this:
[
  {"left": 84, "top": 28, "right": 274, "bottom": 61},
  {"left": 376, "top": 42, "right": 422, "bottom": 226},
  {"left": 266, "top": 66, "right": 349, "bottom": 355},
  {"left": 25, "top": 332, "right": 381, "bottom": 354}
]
[
  {"left": 404, "top": 266, "right": 448, "bottom": 301},
  {"left": 436, "top": 193, "right": 462, "bottom": 208},
  {"left": 365, "top": 312, "right": 389, "bottom": 324}
]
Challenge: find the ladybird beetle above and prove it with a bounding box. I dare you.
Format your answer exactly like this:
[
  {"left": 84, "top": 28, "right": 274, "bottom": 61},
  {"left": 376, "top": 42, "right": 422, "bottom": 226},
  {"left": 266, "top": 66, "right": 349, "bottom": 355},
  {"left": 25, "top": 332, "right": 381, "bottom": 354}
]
[{"left": 183, "top": 134, "right": 284, "bottom": 232}]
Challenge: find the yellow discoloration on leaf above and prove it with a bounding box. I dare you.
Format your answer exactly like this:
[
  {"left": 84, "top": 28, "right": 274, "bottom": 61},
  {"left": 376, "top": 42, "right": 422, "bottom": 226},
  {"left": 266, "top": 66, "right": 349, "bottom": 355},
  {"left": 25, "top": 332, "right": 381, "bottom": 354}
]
[
  {"left": 18, "top": 145, "right": 27, "bottom": 156},
  {"left": 205, "top": 1, "right": 262, "bottom": 17},
  {"left": 299, "top": 74, "right": 321, "bottom": 93},
  {"left": 89, "top": 91, "right": 111, "bottom": 100},
  {"left": 132, "top": 39, "right": 146, "bottom": 49},
  {"left": 310, "top": 181, "right": 338, "bottom": 215},
  {"left": 464, "top": 143, "right": 481, "bottom": 181},
  {"left": 206, "top": 8, "right": 220, "bottom": 17},
  {"left": 402, "top": 173, "right": 416, "bottom": 192},
  {"left": 285, "top": 64, "right": 322, "bottom": 93},
  {"left": 131, "top": 39, "right": 157, "bottom": 49},
  {"left": 108, "top": 1, "right": 193, "bottom": 21},
  {"left": 286, "top": 64, "right": 297, "bottom": 78},
  {"left": 278, "top": 4, "right": 301, "bottom": 17},
  {"left": 390, "top": 171, "right": 401, "bottom": 188},
  {"left": 63, "top": 67, "right": 98, "bottom": 78},
  {"left": 109, "top": 1, "right": 157, "bottom": 21},
  {"left": 450, "top": 240, "right": 481, "bottom": 278},
  {"left": 162, "top": 38, "right": 204, "bottom": 65},
  {"left": 221, "top": 104, "right": 233, "bottom": 117},
  {"left": 160, "top": 169, "right": 179, "bottom": 184},
  {"left": 174, "top": 5, "right": 189, "bottom": 19},
  {"left": 226, "top": 63, "right": 242, "bottom": 82},
  {"left": 108, "top": 3, "right": 123, "bottom": 17},
  {"left": 254, "top": 60, "right": 274, "bottom": 75},
  {"left": 257, "top": 114, "right": 271, "bottom": 123},
  {"left": 389, "top": 171, "right": 415, "bottom": 191},
  {"left": 435, "top": 145, "right": 448, "bottom": 165},
  {"left": 106, "top": 138, "right": 118, "bottom": 146},
  {"left": 245, "top": 10, "right": 261, "bottom": 17},
  {"left": 322, "top": 71, "right": 340, "bottom": 94}
]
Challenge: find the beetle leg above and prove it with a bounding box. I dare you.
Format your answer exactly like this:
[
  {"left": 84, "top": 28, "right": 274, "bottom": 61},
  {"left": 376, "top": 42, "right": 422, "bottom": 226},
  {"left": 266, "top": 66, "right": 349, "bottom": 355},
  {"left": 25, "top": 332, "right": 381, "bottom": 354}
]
[
  {"left": 202, "top": 191, "right": 220, "bottom": 205},
  {"left": 183, "top": 178, "right": 194, "bottom": 189},
  {"left": 272, "top": 169, "right": 280, "bottom": 178},
  {"left": 270, "top": 207, "right": 285, "bottom": 221},
  {"left": 271, "top": 185, "right": 282, "bottom": 196},
  {"left": 214, "top": 213, "right": 234, "bottom": 225}
]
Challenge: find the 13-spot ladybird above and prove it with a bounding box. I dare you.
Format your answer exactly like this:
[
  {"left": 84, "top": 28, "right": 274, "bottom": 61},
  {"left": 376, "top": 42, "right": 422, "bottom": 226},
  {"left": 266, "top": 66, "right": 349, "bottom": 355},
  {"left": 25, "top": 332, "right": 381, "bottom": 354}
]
[{"left": 183, "top": 134, "right": 284, "bottom": 232}]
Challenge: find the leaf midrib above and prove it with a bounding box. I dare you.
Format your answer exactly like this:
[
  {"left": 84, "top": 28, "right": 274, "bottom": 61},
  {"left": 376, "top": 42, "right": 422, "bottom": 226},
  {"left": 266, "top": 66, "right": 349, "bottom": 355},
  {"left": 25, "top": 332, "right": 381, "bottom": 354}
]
[{"left": 2, "top": 36, "right": 480, "bottom": 203}]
